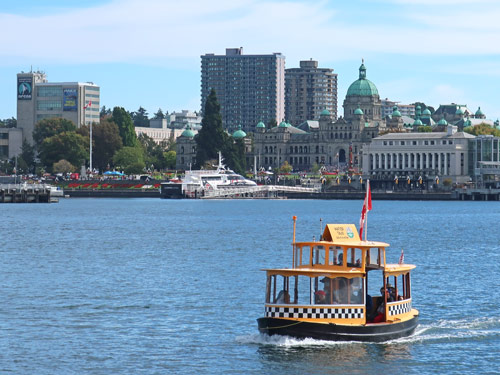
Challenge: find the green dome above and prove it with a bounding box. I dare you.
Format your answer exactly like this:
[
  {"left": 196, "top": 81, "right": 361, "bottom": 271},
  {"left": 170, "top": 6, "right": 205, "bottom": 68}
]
[
  {"left": 475, "top": 107, "right": 484, "bottom": 116},
  {"left": 320, "top": 109, "right": 331, "bottom": 116},
  {"left": 232, "top": 125, "right": 246, "bottom": 139},
  {"left": 455, "top": 107, "right": 464, "bottom": 115},
  {"left": 438, "top": 117, "right": 448, "bottom": 126},
  {"left": 278, "top": 121, "right": 290, "bottom": 128},
  {"left": 256, "top": 121, "right": 265, "bottom": 128},
  {"left": 413, "top": 118, "right": 423, "bottom": 126},
  {"left": 346, "top": 62, "right": 379, "bottom": 97},
  {"left": 181, "top": 125, "right": 195, "bottom": 138},
  {"left": 354, "top": 106, "right": 364, "bottom": 115},
  {"left": 422, "top": 108, "right": 431, "bottom": 117},
  {"left": 392, "top": 106, "right": 401, "bottom": 117}
]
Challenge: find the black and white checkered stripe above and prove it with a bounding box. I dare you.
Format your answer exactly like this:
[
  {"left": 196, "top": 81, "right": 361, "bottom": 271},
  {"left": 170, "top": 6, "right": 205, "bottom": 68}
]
[
  {"left": 265, "top": 306, "right": 364, "bottom": 320},
  {"left": 388, "top": 300, "right": 412, "bottom": 316}
]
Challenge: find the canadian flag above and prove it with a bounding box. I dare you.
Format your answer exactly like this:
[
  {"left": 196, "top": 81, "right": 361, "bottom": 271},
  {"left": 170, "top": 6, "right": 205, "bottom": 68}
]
[
  {"left": 84, "top": 100, "right": 92, "bottom": 109},
  {"left": 399, "top": 249, "right": 405, "bottom": 265},
  {"left": 359, "top": 179, "right": 372, "bottom": 239}
]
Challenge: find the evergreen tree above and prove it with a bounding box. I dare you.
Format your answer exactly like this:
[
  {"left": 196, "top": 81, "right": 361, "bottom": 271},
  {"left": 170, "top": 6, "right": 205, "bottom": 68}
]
[
  {"left": 195, "top": 89, "right": 227, "bottom": 168},
  {"left": 132, "top": 106, "right": 150, "bottom": 127},
  {"left": 112, "top": 107, "right": 137, "bottom": 147},
  {"left": 20, "top": 139, "right": 36, "bottom": 173},
  {"left": 100, "top": 105, "right": 112, "bottom": 119},
  {"left": 153, "top": 108, "right": 165, "bottom": 120}
]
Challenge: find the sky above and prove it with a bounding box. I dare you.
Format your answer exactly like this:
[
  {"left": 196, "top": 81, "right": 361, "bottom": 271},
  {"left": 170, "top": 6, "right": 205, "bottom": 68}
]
[{"left": 1, "top": 0, "right": 500, "bottom": 120}]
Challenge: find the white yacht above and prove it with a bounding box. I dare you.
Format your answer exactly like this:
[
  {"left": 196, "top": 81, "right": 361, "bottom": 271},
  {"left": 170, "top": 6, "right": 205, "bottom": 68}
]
[{"left": 160, "top": 153, "right": 256, "bottom": 198}]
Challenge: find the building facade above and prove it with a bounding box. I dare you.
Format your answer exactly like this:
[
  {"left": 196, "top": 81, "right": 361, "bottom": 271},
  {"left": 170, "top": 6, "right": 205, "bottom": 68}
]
[
  {"left": 17, "top": 71, "right": 100, "bottom": 144},
  {"left": 285, "top": 59, "right": 338, "bottom": 126},
  {"left": 0, "top": 128, "right": 23, "bottom": 159},
  {"left": 200, "top": 47, "right": 285, "bottom": 133},
  {"left": 361, "top": 125, "right": 475, "bottom": 183}
]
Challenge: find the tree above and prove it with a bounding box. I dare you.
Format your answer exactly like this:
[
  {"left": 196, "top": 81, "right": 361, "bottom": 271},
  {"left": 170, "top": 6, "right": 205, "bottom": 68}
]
[
  {"left": 91, "top": 119, "right": 123, "bottom": 172},
  {"left": 280, "top": 161, "right": 293, "bottom": 174},
  {"left": 464, "top": 123, "right": 500, "bottom": 137},
  {"left": 53, "top": 159, "right": 76, "bottom": 173},
  {"left": 39, "top": 132, "right": 88, "bottom": 172},
  {"left": 33, "top": 118, "right": 76, "bottom": 149},
  {"left": 195, "top": 89, "right": 227, "bottom": 168},
  {"left": 222, "top": 138, "right": 246, "bottom": 175},
  {"left": 132, "top": 106, "right": 150, "bottom": 127},
  {"left": 100, "top": 106, "right": 112, "bottom": 119},
  {"left": 417, "top": 126, "right": 432, "bottom": 132},
  {"left": 112, "top": 107, "right": 137, "bottom": 147},
  {"left": 153, "top": 108, "right": 165, "bottom": 120},
  {"left": 412, "top": 102, "right": 435, "bottom": 114},
  {"left": 164, "top": 150, "right": 176, "bottom": 169},
  {"left": 20, "top": 139, "right": 36, "bottom": 173},
  {"left": 0, "top": 117, "right": 17, "bottom": 128},
  {"left": 112, "top": 146, "right": 145, "bottom": 174},
  {"left": 267, "top": 119, "right": 277, "bottom": 129}
]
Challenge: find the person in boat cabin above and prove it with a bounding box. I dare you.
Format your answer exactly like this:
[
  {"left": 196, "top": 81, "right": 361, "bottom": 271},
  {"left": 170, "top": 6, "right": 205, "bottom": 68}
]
[
  {"left": 314, "top": 290, "right": 327, "bottom": 304},
  {"left": 372, "top": 286, "right": 394, "bottom": 323},
  {"left": 275, "top": 290, "right": 290, "bottom": 304}
]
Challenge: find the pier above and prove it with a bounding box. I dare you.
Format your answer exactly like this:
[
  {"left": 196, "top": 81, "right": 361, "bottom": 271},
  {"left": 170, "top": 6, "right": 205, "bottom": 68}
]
[
  {"left": 200, "top": 185, "right": 320, "bottom": 199},
  {"left": 0, "top": 184, "right": 56, "bottom": 203}
]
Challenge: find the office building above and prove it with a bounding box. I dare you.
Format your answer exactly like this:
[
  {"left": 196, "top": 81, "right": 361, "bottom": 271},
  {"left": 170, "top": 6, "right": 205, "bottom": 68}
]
[
  {"left": 200, "top": 47, "right": 285, "bottom": 133},
  {"left": 17, "top": 70, "right": 100, "bottom": 144},
  {"left": 285, "top": 59, "right": 338, "bottom": 126}
]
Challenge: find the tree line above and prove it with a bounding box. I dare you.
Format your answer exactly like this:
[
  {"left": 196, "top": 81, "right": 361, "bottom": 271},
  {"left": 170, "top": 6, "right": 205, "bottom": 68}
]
[{"left": 1, "top": 107, "right": 176, "bottom": 176}]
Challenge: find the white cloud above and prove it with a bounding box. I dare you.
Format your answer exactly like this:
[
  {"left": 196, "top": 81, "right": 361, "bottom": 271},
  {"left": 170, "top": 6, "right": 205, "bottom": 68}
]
[{"left": 1, "top": 0, "right": 500, "bottom": 67}]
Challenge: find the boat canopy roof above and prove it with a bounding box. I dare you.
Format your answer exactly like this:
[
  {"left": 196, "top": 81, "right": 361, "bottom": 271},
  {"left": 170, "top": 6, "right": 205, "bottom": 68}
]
[{"left": 294, "top": 240, "right": 390, "bottom": 248}]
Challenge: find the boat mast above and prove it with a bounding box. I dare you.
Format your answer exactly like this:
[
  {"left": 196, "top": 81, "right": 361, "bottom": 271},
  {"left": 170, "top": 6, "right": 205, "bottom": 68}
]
[{"left": 292, "top": 216, "right": 297, "bottom": 267}]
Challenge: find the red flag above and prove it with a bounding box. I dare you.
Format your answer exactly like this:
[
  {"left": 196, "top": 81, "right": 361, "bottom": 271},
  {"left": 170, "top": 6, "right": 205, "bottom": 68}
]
[
  {"left": 84, "top": 100, "right": 92, "bottom": 109},
  {"left": 359, "top": 179, "right": 372, "bottom": 239}
]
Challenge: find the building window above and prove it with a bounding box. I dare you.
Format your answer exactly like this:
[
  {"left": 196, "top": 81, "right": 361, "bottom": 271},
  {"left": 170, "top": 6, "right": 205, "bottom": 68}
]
[{"left": 37, "top": 86, "right": 63, "bottom": 97}]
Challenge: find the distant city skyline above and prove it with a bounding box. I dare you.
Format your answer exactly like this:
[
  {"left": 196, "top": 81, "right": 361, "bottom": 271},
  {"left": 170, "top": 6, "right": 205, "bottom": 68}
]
[{"left": 1, "top": 0, "right": 500, "bottom": 121}]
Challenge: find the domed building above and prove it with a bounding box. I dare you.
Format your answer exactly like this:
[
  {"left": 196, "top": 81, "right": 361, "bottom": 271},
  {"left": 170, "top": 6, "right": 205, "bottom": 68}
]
[
  {"left": 250, "top": 61, "right": 382, "bottom": 172},
  {"left": 343, "top": 61, "right": 382, "bottom": 123}
]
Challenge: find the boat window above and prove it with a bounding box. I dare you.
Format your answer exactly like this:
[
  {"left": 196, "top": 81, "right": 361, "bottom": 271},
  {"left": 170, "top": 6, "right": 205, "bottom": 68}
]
[
  {"left": 328, "top": 246, "right": 342, "bottom": 265},
  {"left": 272, "top": 275, "right": 367, "bottom": 306},
  {"left": 346, "top": 248, "right": 362, "bottom": 267},
  {"left": 366, "top": 247, "right": 383, "bottom": 267},
  {"left": 267, "top": 274, "right": 292, "bottom": 304},
  {"left": 312, "top": 245, "right": 325, "bottom": 265},
  {"left": 300, "top": 246, "right": 311, "bottom": 266}
]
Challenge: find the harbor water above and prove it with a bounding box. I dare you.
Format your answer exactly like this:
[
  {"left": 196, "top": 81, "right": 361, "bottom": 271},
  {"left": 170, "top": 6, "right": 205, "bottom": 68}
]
[{"left": 1, "top": 198, "right": 499, "bottom": 374}]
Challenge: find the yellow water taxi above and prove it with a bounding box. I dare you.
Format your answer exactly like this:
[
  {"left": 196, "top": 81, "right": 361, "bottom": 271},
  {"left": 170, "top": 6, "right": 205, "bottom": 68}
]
[{"left": 257, "top": 218, "right": 419, "bottom": 342}]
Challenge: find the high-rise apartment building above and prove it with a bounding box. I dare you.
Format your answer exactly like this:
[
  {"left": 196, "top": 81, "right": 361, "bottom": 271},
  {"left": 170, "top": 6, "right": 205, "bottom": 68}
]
[
  {"left": 381, "top": 99, "right": 415, "bottom": 118},
  {"left": 285, "top": 60, "right": 338, "bottom": 126},
  {"left": 200, "top": 47, "right": 285, "bottom": 133},
  {"left": 17, "top": 70, "right": 100, "bottom": 144}
]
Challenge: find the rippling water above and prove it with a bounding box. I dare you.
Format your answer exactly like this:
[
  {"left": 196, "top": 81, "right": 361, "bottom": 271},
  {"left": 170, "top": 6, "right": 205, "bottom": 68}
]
[{"left": 1, "top": 198, "right": 499, "bottom": 374}]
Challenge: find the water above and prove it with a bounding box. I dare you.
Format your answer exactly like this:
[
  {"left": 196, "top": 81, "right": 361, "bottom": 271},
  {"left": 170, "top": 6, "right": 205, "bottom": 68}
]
[{"left": 1, "top": 198, "right": 499, "bottom": 374}]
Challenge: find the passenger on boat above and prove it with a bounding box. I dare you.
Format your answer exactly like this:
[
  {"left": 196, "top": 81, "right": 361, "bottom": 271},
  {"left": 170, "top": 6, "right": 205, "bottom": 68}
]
[
  {"left": 372, "top": 287, "right": 393, "bottom": 323},
  {"left": 275, "top": 290, "right": 290, "bottom": 304},
  {"left": 315, "top": 290, "right": 327, "bottom": 304}
]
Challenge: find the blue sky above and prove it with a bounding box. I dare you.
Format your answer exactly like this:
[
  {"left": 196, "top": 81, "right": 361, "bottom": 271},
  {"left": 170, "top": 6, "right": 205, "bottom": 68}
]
[{"left": 1, "top": 0, "right": 500, "bottom": 120}]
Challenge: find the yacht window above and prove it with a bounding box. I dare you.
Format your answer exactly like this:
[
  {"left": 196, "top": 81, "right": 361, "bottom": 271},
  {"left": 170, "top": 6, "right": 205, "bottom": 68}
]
[{"left": 300, "top": 246, "right": 311, "bottom": 266}]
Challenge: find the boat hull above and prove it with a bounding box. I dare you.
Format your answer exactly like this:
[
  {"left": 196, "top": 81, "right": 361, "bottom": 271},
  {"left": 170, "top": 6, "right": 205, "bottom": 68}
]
[{"left": 257, "top": 315, "right": 418, "bottom": 342}]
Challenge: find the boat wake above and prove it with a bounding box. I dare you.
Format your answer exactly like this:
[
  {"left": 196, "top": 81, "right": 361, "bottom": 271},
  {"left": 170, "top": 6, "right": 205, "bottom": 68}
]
[
  {"left": 388, "top": 316, "right": 500, "bottom": 344},
  {"left": 238, "top": 316, "right": 500, "bottom": 347}
]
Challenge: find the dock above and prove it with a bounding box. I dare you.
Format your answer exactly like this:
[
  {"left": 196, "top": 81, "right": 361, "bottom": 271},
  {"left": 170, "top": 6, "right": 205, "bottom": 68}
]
[{"left": 0, "top": 184, "right": 58, "bottom": 203}]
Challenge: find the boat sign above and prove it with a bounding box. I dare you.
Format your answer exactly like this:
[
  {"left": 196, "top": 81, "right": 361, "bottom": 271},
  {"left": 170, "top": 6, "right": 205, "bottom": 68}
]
[{"left": 322, "top": 224, "right": 360, "bottom": 242}]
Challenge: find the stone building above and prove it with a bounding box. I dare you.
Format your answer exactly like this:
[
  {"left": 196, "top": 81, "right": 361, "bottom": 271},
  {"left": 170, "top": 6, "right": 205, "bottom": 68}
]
[
  {"left": 361, "top": 125, "right": 475, "bottom": 184},
  {"left": 250, "top": 61, "right": 382, "bottom": 172}
]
